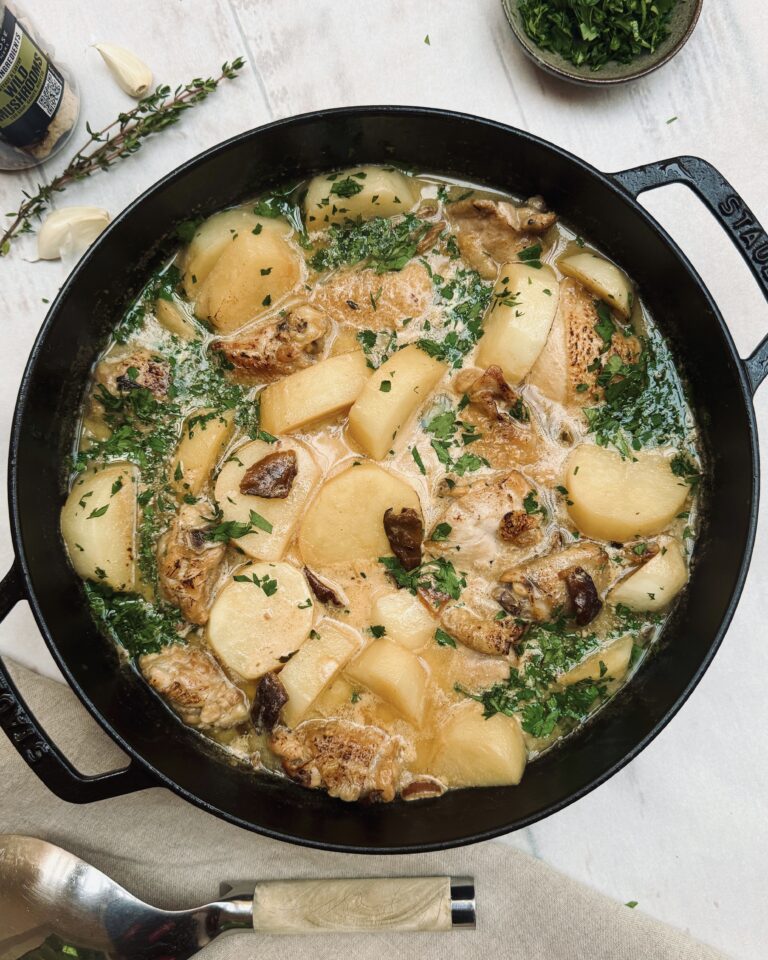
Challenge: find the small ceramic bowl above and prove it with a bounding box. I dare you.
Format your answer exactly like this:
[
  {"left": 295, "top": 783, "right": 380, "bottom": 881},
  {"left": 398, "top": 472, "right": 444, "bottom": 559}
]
[{"left": 501, "top": 0, "right": 703, "bottom": 86}]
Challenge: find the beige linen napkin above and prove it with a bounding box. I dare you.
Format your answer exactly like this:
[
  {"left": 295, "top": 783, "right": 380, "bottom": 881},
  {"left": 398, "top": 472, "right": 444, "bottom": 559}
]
[{"left": 0, "top": 659, "right": 725, "bottom": 960}]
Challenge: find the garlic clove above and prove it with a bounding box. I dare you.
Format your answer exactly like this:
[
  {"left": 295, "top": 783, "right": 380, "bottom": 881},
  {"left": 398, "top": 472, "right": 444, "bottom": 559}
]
[
  {"left": 38, "top": 207, "right": 110, "bottom": 261},
  {"left": 94, "top": 43, "right": 152, "bottom": 98}
]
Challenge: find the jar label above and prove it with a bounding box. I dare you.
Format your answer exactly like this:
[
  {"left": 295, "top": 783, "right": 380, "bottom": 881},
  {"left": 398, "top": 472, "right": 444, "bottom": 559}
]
[{"left": 0, "top": 7, "right": 64, "bottom": 147}]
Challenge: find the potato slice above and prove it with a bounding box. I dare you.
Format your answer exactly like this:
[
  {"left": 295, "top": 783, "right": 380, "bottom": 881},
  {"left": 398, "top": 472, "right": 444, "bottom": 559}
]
[
  {"left": 171, "top": 408, "right": 235, "bottom": 498},
  {"left": 182, "top": 208, "right": 289, "bottom": 297},
  {"left": 279, "top": 620, "right": 360, "bottom": 727},
  {"left": 213, "top": 438, "right": 319, "bottom": 560},
  {"left": 564, "top": 445, "right": 689, "bottom": 542},
  {"left": 346, "top": 637, "right": 428, "bottom": 725},
  {"left": 609, "top": 539, "right": 688, "bottom": 612},
  {"left": 476, "top": 262, "right": 560, "bottom": 383},
  {"left": 428, "top": 701, "right": 527, "bottom": 787},
  {"left": 304, "top": 166, "right": 420, "bottom": 227},
  {"left": 299, "top": 462, "right": 421, "bottom": 565},
  {"left": 60, "top": 463, "right": 138, "bottom": 591},
  {"left": 559, "top": 635, "right": 633, "bottom": 686},
  {"left": 195, "top": 229, "right": 302, "bottom": 333},
  {"left": 371, "top": 591, "right": 436, "bottom": 650},
  {"left": 154, "top": 296, "right": 199, "bottom": 341},
  {"left": 558, "top": 252, "right": 632, "bottom": 319},
  {"left": 207, "top": 562, "right": 313, "bottom": 679},
  {"left": 259, "top": 351, "right": 371, "bottom": 435},
  {"left": 348, "top": 345, "right": 445, "bottom": 459}
]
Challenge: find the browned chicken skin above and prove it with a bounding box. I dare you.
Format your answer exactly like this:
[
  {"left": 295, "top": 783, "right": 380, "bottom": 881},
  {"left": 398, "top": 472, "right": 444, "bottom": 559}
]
[
  {"left": 213, "top": 302, "right": 328, "bottom": 379},
  {"left": 453, "top": 366, "right": 541, "bottom": 466},
  {"left": 498, "top": 541, "right": 610, "bottom": 624},
  {"left": 446, "top": 197, "right": 557, "bottom": 279},
  {"left": 529, "top": 278, "right": 640, "bottom": 407},
  {"left": 94, "top": 347, "right": 170, "bottom": 402},
  {"left": 311, "top": 260, "right": 433, "bottom": 332},
  {"left": 440, "top": 603, "right": 525, "bottom": 658},
  {"left": 271, "top": 719, "right": 409, "bottom": 803},
  {"left": 140, "top": 644, "right": 248, "bottom": 730},
  {"left": 156, "top": 503, "right": 225, "bottom": 625},
  {"left": 431, "top": 471, "right": 546, "bottom": 572}
]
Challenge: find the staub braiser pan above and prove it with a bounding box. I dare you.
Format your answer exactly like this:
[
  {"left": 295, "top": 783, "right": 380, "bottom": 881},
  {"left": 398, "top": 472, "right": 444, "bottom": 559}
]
[{"left": 1, "top": 108, "right": 766, "bottom": 853}]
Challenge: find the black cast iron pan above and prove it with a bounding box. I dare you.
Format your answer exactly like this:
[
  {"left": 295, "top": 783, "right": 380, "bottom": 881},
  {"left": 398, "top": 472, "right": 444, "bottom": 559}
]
[{"left": 1, "top": 108, "right": 766, "bottom": 853}]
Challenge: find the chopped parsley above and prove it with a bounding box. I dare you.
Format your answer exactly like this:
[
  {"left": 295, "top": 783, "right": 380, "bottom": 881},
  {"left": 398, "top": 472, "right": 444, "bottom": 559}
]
[
  {"left": 233, "top": 571, "right": 279, "bottom": 596},
  {"left": 424, "top": 405, "right": 489, "bottom": 476},
  {"left": 309, "top": 214, "right": 429, "bottom": 272},
  {"left": 435, "top": 627, "right": 457, "bottom": 648},
  {"left": 378, "top": 555, "right": 466, "bottom": 603},
  {"left": 417, "top": 268, "right": 492, "bottom": 368},
  {"left": 518, "top": 0, "right": 676, "bottom": 72},
  {"left": 458, "top": 617, "right": 606, "bottom": 738},
  {"left": 583, "top": 327, "right": 694, "bottom": 457},
  {"left": 84, "top": 580, "right": 182, "bottom": 658},
  {"left": 253, "top": 183, "right": 307, "bottom": 238}
]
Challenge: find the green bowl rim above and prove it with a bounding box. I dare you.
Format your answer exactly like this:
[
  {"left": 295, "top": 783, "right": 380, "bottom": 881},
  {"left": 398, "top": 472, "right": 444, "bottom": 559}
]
[{"left": 501, "top": 0, "right": 704, "bottom": 86}]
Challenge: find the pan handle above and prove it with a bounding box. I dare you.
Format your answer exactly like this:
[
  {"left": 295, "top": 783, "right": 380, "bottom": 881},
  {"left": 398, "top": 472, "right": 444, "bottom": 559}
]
[
  {"left": 0, "top": 563, "right": 154, "bottom": 802},
  {"left": 611, "top": 156, "right": 768, "bottom": 395}
]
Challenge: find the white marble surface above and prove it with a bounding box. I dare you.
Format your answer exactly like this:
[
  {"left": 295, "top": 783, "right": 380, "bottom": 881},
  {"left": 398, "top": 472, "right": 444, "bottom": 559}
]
[{"left": 1, "top": 1, "right": 767, "bottom": 956}]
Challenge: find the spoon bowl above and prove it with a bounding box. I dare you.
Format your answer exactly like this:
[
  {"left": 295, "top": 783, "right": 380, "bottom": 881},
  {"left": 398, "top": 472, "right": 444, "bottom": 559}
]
[{"left": 0, "top": 835, "right": 474, "bottom": 960}]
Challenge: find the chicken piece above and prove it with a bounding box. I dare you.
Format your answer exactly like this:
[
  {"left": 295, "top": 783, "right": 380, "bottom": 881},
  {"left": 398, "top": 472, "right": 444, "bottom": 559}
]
[
  {"left": 440, "top": 603, "right": 524, "bottom": 657},
  {"left": 157, "top": 503, "right": 226, "bottom": 625},
  {"left": 446, "top": 197, "right": 557, "bottom": 279},
  {"left": 498, "top": 541, "right": 610, "bottom": 624},
  {"left": 140, "top": 644, "right": 248, "bottom": 730},
  {"left": 271, "top": 719, "right": 410, "bottom": 803},
  {"left": 311, "top": 261, "right": 433, "bottom": 332},
  {"left": 528, "top": 278, "right": 640, "bottom": 407},
  {"left": 453, "top": 366, "right": 541, "bottom": 467},
  {"left": 94, "top": 347, "right": 170, "bottom": 402},
  {"left": 430, "top": 471, "right": 547, "bottom": 572},
  {"left": 213, "top": 302, "right": 328, "bottom": 379}
]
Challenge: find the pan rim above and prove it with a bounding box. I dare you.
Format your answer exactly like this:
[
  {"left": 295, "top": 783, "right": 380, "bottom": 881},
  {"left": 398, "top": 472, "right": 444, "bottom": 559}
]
[{"left": 6, "top": 105, "right": 761, "bottom": 853}]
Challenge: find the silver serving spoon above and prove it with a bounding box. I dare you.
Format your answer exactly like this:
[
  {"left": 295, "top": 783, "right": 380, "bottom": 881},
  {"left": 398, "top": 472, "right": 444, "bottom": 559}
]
[{"left": 0, "top": 835, "right": 475, "bottom": 960}]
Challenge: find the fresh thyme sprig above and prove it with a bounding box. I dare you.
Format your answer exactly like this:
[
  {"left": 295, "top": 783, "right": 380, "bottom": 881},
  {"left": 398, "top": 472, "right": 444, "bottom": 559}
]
[{"left": 0, "top": 58, "right": 245, "bottom": 256}]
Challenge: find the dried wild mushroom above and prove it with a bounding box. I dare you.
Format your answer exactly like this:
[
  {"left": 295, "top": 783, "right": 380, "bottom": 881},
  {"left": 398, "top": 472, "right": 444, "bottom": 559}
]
[{"left": 239, "top": 450, "right": 298, "bottom": 498}]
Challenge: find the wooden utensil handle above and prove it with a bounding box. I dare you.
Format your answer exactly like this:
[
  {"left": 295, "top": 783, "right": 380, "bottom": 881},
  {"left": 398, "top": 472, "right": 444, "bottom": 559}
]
[{"left": 251, "top": 876, "right": 475, "bottom": 933}]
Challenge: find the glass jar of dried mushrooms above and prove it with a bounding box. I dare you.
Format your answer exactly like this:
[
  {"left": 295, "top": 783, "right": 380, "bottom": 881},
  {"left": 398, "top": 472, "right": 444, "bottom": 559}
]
[{"left": 0, "top": 2, "right": 79, "bottom": 170}]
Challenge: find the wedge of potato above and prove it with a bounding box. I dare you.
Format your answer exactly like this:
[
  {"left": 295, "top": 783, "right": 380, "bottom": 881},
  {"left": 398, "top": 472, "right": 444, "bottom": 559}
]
[
  {"left": 346, "top": 637, "right": 428, "bottom": 725},
  {"left": 609, "top": 538, "right": 688, "bottom": 612},
  {"left": 304, "top": 166, "right": 420, "bottom": 228},
  {"left": 558, "top": 252, "right": 632, "bottom": 319},
  {"left": 207, "top": 562, "right": 313, "bottom": 679},
  {"left": 171, "top": 408, "right": 235, "bottom": 498},
  {"left": 279, "top": 620, "right": 360, "bottom": 727},
  {"left": 182, "top": 208, "right": 290, "bottom": 297},
  {"left": 259, "top": 351, "right": 372, "bottom": 435},
  {"left": 213, "top": 438, "right": 319, "bottom": 560},
  {"left": 371, "top": 591, "right": 436, "bottom": 650},
  {"left": 428, "top": 701, "right": 527, "bottom": 787},
  {"left": 559, "top": 635, "right": 633, "bottom": 686},
  {"left": 299, "top": 461, "right": 421, "bottom": 565},
  {"left": 195, "top": 229, "right": 302, "bottom": 333},
  {"left": 347, "top": 345, "right": 446, "bottom": 459},
  {"left": 60, "top": 463, "right": 138, "bottom": 591},
  {"left": 564, "top": 444, "right": 689, "bottom": 542},
  {"left": 476, "top": 262, "right": 560, "bottom": 383},
  {"left": 154, "top": 296, "right": 200, "bottom": 341}
]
